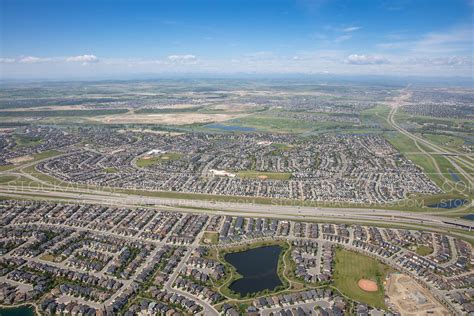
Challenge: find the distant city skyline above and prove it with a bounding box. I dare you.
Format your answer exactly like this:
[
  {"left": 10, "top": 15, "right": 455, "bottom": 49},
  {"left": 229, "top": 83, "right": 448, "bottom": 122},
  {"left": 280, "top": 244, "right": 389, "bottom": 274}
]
[{"left": 1, "top": 0, "right": 473, "bottom": 79}]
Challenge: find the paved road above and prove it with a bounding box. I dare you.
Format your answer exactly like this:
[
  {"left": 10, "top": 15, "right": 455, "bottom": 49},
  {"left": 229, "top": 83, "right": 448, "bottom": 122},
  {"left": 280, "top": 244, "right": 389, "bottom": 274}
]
[
  {"left": 1, "top": 187, "right": 472, "bottom": 240},
  {"left": 1, "top": 185, "right": 472, "bottom": 227}
]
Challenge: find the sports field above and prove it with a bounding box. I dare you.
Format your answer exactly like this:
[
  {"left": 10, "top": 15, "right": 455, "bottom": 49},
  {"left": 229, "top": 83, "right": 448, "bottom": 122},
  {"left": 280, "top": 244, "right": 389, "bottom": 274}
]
[
  {"left": 236, "top": 170, "right": 292, "bottom": 180},
  {"left": 333, "top": 248, "right": 392, "bottom": 309},
  {"left": 136, "top": 152, "right": 182, "bottom": 167}
]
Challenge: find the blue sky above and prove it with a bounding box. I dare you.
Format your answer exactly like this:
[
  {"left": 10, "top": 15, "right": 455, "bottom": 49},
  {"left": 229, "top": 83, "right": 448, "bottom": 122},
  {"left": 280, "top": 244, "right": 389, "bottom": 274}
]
[{"left": 1, "top": 0, "right": 473, "bottom": 78}]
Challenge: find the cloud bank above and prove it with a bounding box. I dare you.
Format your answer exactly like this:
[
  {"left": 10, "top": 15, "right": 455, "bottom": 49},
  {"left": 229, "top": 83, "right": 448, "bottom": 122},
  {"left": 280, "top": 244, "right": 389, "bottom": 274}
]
[
  {"left": 66, "top": 54, "right": 99, "bottom": 63},
  {"left": 345, "top": 54, "right": 389, "bottom": 65}
]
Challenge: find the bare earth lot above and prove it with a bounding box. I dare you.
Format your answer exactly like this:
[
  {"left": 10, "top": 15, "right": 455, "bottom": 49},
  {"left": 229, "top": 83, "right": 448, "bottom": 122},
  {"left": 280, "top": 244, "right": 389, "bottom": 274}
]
[
  {"left": 90, "top": 112, "right": 247, "bottom": 125},
  {"left": 386, "top": 273, "right": 450, "bottom": 316}
]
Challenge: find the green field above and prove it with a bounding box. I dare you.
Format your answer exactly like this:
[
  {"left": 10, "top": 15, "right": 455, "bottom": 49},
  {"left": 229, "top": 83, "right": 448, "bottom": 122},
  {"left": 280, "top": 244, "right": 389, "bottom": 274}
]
[
  {"left": 103, "top": 167, "right": 118, "bottom": 173},
  {"left": 376, "top": 107, "right": 469, "bottom": 195},
  {"left": 395, "top": 109, "right": 473, "bottom": 130},
  {"left": 360, "top": 105, "right": 393, "bottom": 130},
  {"left": 236, "top": 170, "right": 292, "bottom": 180},
  {"left": 225, "top": 115, "right": 354, "bottom": 133},
  {"left": 384, "top": 132, "right": 447, "bottom": 188},
  {"left": 422, "top": 133, "right": 465, "bottom": 151},
  {"left": 136, "top": 152, "right": 182, "bottom": 167},
  {"left": 415, "top": 245, "right": 434, "bottom": 256},
  {"left": 333, "top": 248, "right": 392, "bottom": 309},
  {"left": 0, "top": 165, "right": 14, "bottom": 171},
  {"left": 30, "top": 150, "right": 63, "bottom": 161},
  {"left": 13, "top": 134, "right": 43, "bottom": 147},
  {"left": 39, "top": 254, "right": 58, "bottom": 262},
  {"left": 272, "top": 143, "right": 292, "bottom": 151},
  {"left": 0, "top": 175, "right": 18, "bottom": 184},
  {"left": 201, "top": 232, "right": 219, "bottom": 245}
]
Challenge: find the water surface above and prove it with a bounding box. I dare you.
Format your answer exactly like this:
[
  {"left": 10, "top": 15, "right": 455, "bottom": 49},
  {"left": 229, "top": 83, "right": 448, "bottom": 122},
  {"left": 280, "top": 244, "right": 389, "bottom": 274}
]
[
  {"left": 225, "top": 245, "right": 283, "bottom": 296},
  {"left": 0, "top": 305, "right": 35, "bottom": 316},
  {"left": 447, "top": 169, "right": 461, "bottom": 182},
  {"left": 428, "top": 199, "right": 467, "bottom": 209}
]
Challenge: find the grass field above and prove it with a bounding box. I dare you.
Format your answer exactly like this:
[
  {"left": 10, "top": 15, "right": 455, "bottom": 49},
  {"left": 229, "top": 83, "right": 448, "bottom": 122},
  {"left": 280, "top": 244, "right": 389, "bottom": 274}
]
[
  {"left": 360, "top": 105, "right": 393, "bottom": 130},
  {"left": 30, "top": 150, "right": 63, "bottom": 161},
  {"left": 384, "top": 132, "right": 447, "bottom": 188},
  {"left": 333, "top": 248, "right": 392, "bottom": 309},
  {"left": 201, "top": 231, "right": 219, "bottom": 245},
  {"left": 395, "top": 109, "right": 473, "bottom": 130},
  {"left": 3, "top": 150, "right": 62, "bottom": 173},
  {"left": 0, "top": 165, "right": 14, "bottom": 171},
  {"left": 227, "top": 115, "right": 353, "bottom": 133},
  {"left": 103, "top": 167, "right": 118, "bottom": 173},
  {"left": 424, "top": 145, "right": 470, "bottom": 185},
  {"left": 272, "top": 143, "right": 292, "bottom": 151},
  {"left": 23, "top": 164, "right": 65, "bottom": 186},
  {"left": 236, "top": 170, "right": 292, "bottom": 180},
  {"left": 415, "top": 245, "right": 434, "bottom": 256},
  {"left": 422, "top": 133, "right": 465, "bottom": 151},
  {"left": 39, "top": 254, "right": 58, "bottom": 262},
  {"left": 269, "top": 143, "right": 294, "bottom": 156},
  {"left": 0, "top": 175, "right": 18, "bottom": 184},
  {"left": 136, "top": 152, "right": 181, "bottom": 167},
  {"left": 378, "top": 108, "right": 469, "bottom": 195},
  {"left": 13, "top": 134, "right": 43, "bottom": 147}
]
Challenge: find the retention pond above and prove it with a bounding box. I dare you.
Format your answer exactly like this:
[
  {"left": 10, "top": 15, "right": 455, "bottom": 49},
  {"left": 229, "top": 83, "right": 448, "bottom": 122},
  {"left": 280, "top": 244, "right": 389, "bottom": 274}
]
[{"left": 225, "top": 245, "right": 283, "bottom": 296}]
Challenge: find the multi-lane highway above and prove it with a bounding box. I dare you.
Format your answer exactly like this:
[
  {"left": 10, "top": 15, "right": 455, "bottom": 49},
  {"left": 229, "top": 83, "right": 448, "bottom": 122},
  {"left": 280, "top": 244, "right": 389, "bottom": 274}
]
[{"left": 0, "top": 184, "right": 472, "bottom": 240}]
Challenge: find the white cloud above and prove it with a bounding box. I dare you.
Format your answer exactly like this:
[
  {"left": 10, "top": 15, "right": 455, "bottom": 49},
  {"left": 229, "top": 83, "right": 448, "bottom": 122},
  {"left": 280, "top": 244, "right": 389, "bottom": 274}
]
[
  {"left": 0, "top": 58, "right": 15, "bottom": 64},
  {"left": 345, "top": 54, "right": 389, "bottom": 65},
  {"left": 342, "top": 26, "right": 361, "bottom": 32},
  {"left": 167, "top": 54, "right": 197, "bottom": 64},
  {"left": 18, "top": 56, "right": 51, "bottom": 64},
  {"left": 442, "top": 56, "right": 471, "bottom": 66},
  {"left": 0, "top": 48, "right": 470, "bottom": 78},
  {"left": 66, "top": 54, "right": 99, "bottom": 63},
  {"left": 406, "top": 56, "right": 472, "bottom": 66}
]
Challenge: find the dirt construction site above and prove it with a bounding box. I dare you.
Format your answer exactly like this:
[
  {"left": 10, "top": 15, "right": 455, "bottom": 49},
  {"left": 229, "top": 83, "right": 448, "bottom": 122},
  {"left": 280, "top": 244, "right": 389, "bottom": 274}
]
[{"left": 386, "top": 273, "right": 450, "bottom": 316}]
